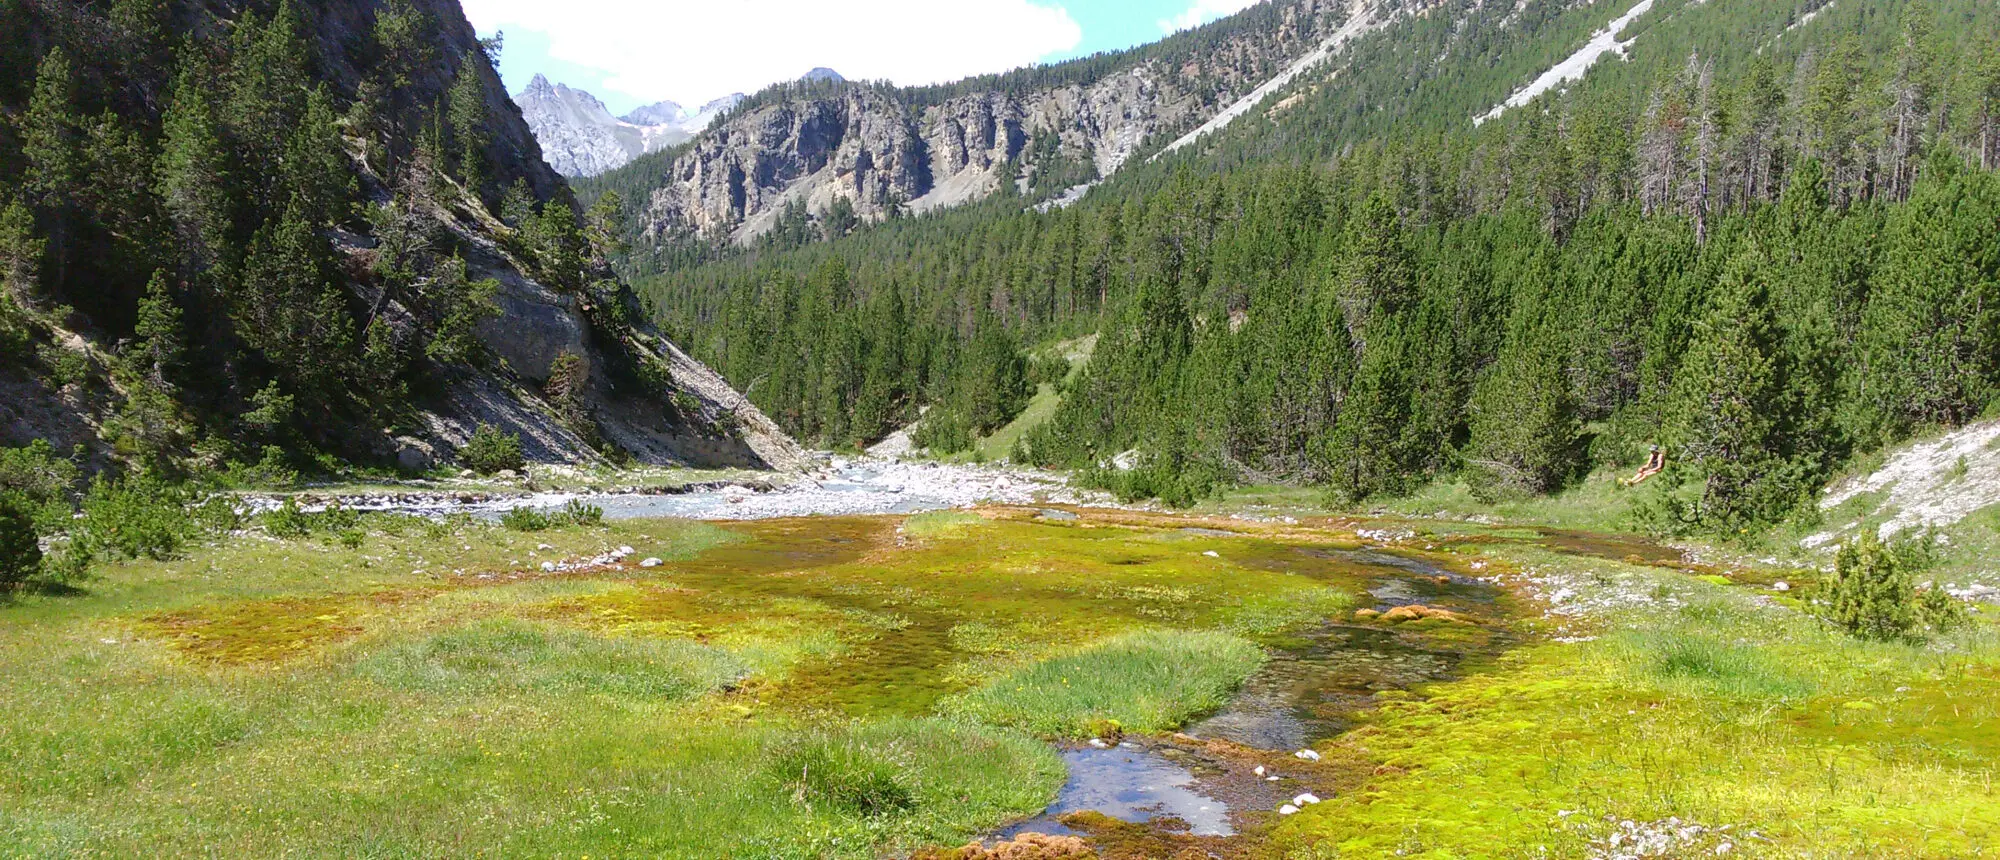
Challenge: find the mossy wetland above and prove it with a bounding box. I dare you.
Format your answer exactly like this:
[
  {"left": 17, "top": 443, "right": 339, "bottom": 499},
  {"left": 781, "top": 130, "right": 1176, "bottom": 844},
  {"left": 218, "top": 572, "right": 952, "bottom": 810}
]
[{"left": 1, "top": 503, "right": 1994, "bottom": 858}]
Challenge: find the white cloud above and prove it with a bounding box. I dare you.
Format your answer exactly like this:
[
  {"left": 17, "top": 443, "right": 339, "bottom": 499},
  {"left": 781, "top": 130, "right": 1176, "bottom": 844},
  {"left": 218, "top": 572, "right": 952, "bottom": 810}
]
[
  {"left": 1157, "top": 0, "right": 1260, "bottom": 33},
  {"left": 462, "top": 0, "right": 1084, "bottom": 107}
]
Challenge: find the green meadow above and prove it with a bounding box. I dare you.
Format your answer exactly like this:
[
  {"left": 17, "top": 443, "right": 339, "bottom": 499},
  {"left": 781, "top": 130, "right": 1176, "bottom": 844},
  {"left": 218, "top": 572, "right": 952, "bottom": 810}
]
[{"left": 1, "top": 506, "right": 1994, "bottom": 858}]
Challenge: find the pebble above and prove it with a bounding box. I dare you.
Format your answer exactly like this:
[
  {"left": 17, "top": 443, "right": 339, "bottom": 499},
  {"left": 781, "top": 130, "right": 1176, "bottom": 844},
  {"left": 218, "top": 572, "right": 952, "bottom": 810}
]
[
  {"left": 640, "top": 558, "right": 664, "bottom": 568},
  {"left": 1278, "top": 804, "right": 1301, "bottom": 815},
  {"left": 1253, "top": 765, "right": 1266, "bottom": 777},
  {"left": 1292, "top": 792, "right": 1321, "bottom": 805},
  {"left": 537, "top": 543, "right": 553, "bottom": 551},
  {"left": 1203, "top": 550, "right": 1220, "bottom": 558},
  {"left": 1773, "top": 581, "right": 1791, "bottom": 592},
  {"left": 1087, "top": 738, "right": 1110, "bottom": 749},
  {"left": 1294, "top": 749, "right": 1321, "bottom": 762},
  {"left": 540, "top": 562, "right": 556, "bottom": 572}
]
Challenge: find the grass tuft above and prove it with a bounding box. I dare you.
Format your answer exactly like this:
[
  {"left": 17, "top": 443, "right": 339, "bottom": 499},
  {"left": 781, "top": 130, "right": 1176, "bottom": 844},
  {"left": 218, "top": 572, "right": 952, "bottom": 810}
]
[{"left": 944, "top": 628, "right": 1265, "bottom": 738}]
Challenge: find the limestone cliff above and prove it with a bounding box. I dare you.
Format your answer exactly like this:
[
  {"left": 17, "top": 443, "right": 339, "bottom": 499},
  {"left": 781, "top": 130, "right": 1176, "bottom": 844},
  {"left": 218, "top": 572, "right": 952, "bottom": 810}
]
[{"left": 631, "top": 0, "right": 1360, "bottom": 243}]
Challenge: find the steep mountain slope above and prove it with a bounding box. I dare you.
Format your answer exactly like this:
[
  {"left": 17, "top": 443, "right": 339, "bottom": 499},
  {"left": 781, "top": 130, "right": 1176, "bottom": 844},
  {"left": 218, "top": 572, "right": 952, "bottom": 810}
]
[
  {"left": 601, "top": 0, "right": 1367, "bottom": 245},
  {"left": 513, "top": 76, "right": 742, "bottom": 177},
  {"left": 0, "top": 0, "right": 803, "bottom": 473}
]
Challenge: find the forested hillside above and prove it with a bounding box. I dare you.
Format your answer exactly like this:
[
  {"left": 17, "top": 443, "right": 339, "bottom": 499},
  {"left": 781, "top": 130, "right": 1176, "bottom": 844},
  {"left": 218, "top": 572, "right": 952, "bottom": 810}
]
[
  {"left": 633, "top": 0, "right": 2000, "bottom": 531},
  {"left": 0, "top": 0, "right": 796, "bottom": 477}
]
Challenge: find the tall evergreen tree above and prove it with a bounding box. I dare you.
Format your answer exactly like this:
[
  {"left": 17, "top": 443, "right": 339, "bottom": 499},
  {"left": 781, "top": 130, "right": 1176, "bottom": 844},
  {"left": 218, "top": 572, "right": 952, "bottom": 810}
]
[
  {"left": 157, "top": 58, "right": 236, "bottom": 280},
  {"left": 20, "top": 47, "right": 78, "bottom": 293}
]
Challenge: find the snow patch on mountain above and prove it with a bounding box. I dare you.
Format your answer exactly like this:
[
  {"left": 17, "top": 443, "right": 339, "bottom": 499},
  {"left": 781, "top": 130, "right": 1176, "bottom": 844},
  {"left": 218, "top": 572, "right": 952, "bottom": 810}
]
[
  {"left": 1474, "top": 0, "right": 1661, "bottom": 125},
  {"left": 1158, "top": 0, "right": 1388, "bottom": 156}
]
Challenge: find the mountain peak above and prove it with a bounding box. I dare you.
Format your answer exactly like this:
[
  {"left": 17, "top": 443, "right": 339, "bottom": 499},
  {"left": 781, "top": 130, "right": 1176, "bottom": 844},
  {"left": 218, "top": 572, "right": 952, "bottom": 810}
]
[
  {"left": 622, "top": 100, "right": 688, "bottom": 126},
  {"left": 526, "top": 73, "right": 554, "bottom": 93},
  {"left": 801, "top": 67, "right": 844, "bottom": 83}
]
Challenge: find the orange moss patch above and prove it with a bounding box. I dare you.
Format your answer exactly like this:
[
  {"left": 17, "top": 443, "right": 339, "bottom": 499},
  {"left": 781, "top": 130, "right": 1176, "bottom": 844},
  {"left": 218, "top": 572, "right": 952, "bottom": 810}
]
[
  {"left": 139, "top": 590, "right": 421, "bottom": 664},
  {"left": 915, "top": 833, "right": 1097, "bottom": 859}
]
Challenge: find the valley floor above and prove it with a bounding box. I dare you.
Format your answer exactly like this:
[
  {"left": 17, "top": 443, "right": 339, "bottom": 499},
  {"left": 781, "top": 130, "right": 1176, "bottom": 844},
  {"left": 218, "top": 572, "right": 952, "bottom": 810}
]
[{"left": 0, "top": 492, "right": 1993, "bottom": 858}]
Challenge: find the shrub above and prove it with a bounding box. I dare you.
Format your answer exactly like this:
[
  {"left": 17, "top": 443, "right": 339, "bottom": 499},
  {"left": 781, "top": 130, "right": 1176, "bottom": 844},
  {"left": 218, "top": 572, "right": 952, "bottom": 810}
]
[
  {"left": 0, "top": 496, "right": 41, "bottom": 592},
  {"left": 263, "top": 498, "right": 313, "bottom": 538},
  {"left": 500, "top": 506, "right": 552, "bottom": 532},
  {"left": 224, "top": 446, "right": 298, "bottom": 489},
  {"left": 501, "top": 499, "right": 603, "bottom": 532},
  {"left": 460, "top": 424, "right": 525, "bottom": 475},
  {"left": 0, "top": 440, "right": 80, "bottom": 529},
  {"left": 559, "top": 499, "right": 603, "bottom": 526},
  {"left": 1821, "top": 534, "right": 1961, "bottom": 641},
  {"left": 74, "top": 475, "right": 191, "bottom": 562}
]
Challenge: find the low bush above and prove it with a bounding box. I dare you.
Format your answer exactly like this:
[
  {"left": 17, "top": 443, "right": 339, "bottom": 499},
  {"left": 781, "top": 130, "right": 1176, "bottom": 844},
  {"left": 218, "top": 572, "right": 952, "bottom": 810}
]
[
  {"left": 74, "top": 475, "right": 193, "bottom": 563},
  {"left": 560, "top": 499, "right": 603, "bottom": 526},
  {"left": 1823, "top": 534, "right": 1963, "bottom": 641},
  {"left": 262, "top": 499, "right": 363, "bottom": 545},
  {"left": 499, "top": 506, "right": 552, "bottom": 532},
  {"left": 0, "top": 440, "right": 81, "bottom": 530},
  {"left": 0, "top": 496, "right": 41, "bottom": 592},
  {"left": 460, "top": 424, "right": 525, "bottom": 475},
  {"left": 501, "top": 499, "right": 604, "bottom": 532}
]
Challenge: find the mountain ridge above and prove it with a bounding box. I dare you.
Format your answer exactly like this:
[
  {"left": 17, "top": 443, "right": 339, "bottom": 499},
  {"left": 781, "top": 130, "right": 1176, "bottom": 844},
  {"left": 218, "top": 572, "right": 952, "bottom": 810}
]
[
  {"left": 585, "top": 0, "right": 1365, "bottom": 246},
  {"left": 513, "top": 77, "right": 744, "bottom": 178}
]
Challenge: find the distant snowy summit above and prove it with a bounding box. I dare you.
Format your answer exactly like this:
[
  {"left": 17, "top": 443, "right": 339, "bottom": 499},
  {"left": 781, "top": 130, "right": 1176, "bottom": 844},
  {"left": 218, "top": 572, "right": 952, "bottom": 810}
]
[
  {"left": 801, "top": 67, "right": 845, "bottom": 83},
  {"left": 513, "top": 74, "right": 743, "bottom": 177}
]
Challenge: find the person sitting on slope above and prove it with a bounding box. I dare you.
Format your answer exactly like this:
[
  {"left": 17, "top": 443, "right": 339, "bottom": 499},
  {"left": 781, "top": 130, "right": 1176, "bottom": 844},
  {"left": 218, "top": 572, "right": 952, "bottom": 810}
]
[{"left": 1622, "top": 445, "right": 1666, "bottom": 486}]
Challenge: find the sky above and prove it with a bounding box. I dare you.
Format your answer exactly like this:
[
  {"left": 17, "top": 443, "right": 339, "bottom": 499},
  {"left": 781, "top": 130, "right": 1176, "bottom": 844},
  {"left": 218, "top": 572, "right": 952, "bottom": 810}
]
[{"left": 462, "top": 0, "right": 1262, "bottom": 117}]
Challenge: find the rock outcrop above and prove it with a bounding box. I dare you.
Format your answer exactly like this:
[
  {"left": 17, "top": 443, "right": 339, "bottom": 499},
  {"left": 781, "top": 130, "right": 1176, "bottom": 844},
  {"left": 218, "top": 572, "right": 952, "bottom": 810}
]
[{"left": 633, "top": 0, "right": 1363, "bottom": 243}]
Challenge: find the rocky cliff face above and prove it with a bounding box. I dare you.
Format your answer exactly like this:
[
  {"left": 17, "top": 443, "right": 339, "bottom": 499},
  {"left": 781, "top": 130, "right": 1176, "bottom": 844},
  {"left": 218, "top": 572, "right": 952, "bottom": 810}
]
[{"left": 635, "top": 0, "right": 1360, "bottom": 243}]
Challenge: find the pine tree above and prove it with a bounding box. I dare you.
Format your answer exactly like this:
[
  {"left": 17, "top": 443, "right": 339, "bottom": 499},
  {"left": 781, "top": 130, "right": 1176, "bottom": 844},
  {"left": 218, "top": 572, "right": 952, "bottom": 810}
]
[
  {"left": 1851, "top": 156, "right": 2000, "bottom": 444},
  {"left": 283, "top": 87, "right": 356, "bottom": 227},
  {"left": 225, "top": 0, "right": 312, "bottom": 218},
  {"left": 1322, "top": 315, "right": 1415, "bottom": 503},
  {"left": 21, "top": 47, "right": 79, "bottom": 293},
  {"left": 157, "top": 58, "right": 237, "bottom": 279},
  {"left": 1882, "top": 1, "right": 1937, "bottom": 202},
  {"left": 446, "top": 51, "right": 491, "bottom": 192},
  {"left": 500, "top": 179, "right": 537, "bottom": 229},
  {"left": 0, "top": 201, "right": 44, "bottom": 305},
  {"left": 1668, "top": 246, "right": 1796, "bottom": 530},
  {"left": 585, "top": 191, "right": 627, "bottom": 264},
  {"left": 237, "top": 196, "right": 356, "bottom": 402},
  {"left": 130, "top": 271, "right": 185, "bottom": 385},
  {"left": 1467, "top": 331, "right": 1580, "bottom": 497},
  {"left": 1334, "top": 193, "right": 1414, "bottom": 341}
]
